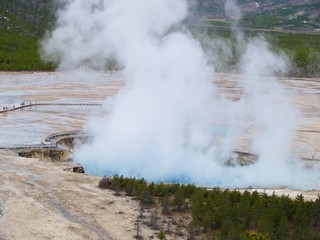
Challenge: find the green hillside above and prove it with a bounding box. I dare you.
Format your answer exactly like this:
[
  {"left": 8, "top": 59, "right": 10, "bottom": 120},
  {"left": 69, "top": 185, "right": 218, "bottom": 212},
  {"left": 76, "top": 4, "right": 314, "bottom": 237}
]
[
  {"left": 0, "top": 0, "right": 55, "bottom": 36},
  {"left": 0, "top": 0, "right": 56, "bottom": 71},
  {"left": 272, "top": 32, "right": 320, "bottom": 77},
  {"left": 197, "top": 28, "right": 320, "bottom": 77},
  {"left": 196, "top": 0, "right": 320, "bottom": 32},
  {"left": 0, "top": 0, "right": 319, "bottom": 75},
  {"left": 0, "top": 32, "right": 54, "bottom": 71}
]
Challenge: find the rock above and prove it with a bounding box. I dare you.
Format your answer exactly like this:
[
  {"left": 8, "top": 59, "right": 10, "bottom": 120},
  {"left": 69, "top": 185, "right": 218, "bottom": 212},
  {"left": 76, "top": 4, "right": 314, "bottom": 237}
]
[
  {"left": 73, "top": 165, "right": 85, "bottom": 173},
  {"left": 63, "top": 164, "right": 85, "bottom": 173}
]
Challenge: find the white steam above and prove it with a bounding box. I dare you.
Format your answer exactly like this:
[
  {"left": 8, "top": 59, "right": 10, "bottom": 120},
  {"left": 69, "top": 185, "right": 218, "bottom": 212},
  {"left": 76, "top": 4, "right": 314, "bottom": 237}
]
[
  {"left": 225, "top": 0, "right": 241, "bottom": 19},
  {"left": 41, "top": 0, "right": 319, "bottom": 188}
]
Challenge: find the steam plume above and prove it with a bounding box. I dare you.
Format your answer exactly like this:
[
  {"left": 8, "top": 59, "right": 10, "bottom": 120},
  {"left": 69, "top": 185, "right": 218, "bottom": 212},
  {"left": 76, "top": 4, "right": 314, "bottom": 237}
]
[
  {"left": 41, "top": 0, "right": 319, "bottom": 188},
  {"left": 225, "top": 0, "right": 241, "bottom": 19}
]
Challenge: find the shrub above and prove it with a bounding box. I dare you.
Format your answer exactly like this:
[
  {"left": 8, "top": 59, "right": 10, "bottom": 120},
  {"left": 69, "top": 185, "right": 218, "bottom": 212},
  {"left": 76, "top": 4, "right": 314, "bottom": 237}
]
[
  {"left": 157, "top": 230, "right": 166, "bottom": 240},
  {"left": 98, "top": 176, "right": 112, "bottom": 189}
]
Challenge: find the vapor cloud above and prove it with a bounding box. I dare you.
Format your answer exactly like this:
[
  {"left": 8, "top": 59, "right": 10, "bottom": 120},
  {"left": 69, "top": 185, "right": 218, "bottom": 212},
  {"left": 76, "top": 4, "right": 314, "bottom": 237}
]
[
  {"left": 42, "top": 0, "right": 319, "bottom": 189},
  {"left": 225, "top": 0, "right": 241, "bottom": 19}
]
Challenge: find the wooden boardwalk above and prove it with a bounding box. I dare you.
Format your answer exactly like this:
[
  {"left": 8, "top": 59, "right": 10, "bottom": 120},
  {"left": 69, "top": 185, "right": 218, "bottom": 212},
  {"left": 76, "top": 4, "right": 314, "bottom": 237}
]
[
  {"left": 0, "top": 102, "right": 103, "bottom": 114},
  {"left": 0, "top": 102, "right": 97, "bottom": 151},
  {"left": 0, "top": 130, "right": 85, "bottom": 151}
]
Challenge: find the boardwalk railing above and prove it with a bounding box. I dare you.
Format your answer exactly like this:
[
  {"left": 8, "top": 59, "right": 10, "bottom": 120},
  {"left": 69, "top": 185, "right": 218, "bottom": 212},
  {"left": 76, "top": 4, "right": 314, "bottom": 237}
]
[
  {"left": 0, "top": 102, "right": 103, "bottom": 114},
  {"left": 45, "top": 130, "right": 82, "bottom": 141},
  {"left": 0, "top": 130, "right": 88, "bottom": 151},
  {"left": 0, "top": 144, "right": 59, "bottom": 151},
  {"left": 45, "top": 130, "right": 88, "bottom": 144}
]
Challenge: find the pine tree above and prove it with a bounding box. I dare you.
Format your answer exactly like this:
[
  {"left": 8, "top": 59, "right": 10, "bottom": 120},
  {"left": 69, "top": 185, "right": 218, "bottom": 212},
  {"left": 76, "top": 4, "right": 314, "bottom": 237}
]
[
  {"left": 173, "top": 187, "right": 186, "bottom": 211},
  {"left": 311, "top": 195, "right": 320, "bottom": 227},
  {"left": 162, "top": 195, "right": 170, "bottom": 215},
  {"left": 276, "top": 215, "right": 288, "bottom": 240},
  {"left": 257, "top": 211, "right": 274, "bottom": 237}
]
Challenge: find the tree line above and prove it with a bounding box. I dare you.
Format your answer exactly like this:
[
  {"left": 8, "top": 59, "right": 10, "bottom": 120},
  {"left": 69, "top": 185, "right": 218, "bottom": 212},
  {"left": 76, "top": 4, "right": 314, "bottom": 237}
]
[
  {"left": 0, "top": 26, "right": 319, "bottom": 77},
  {"left": 99, "top": 175, "right": 320, "bottom": 240},
  {"left": 201, "top": 29, "right": 320, "bottom": 78},
  {"left": 0, "top": 31, "right": 55, "bottom": 71}
]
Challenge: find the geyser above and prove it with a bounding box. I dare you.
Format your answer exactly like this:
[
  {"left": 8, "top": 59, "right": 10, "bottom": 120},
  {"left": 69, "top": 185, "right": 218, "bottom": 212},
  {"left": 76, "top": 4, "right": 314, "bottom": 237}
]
[{"left": 42, "top": 0, "right": 319, "bottom": 189}]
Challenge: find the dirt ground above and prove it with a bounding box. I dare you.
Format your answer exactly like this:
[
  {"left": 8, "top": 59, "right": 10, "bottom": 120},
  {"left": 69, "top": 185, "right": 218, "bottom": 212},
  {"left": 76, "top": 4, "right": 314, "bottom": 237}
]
[
  {"left": 0, "top": 150, "right": 158, "bottom": 240},
  {"left": 0, "top": 72, "right": 320, "bottom": 239}
]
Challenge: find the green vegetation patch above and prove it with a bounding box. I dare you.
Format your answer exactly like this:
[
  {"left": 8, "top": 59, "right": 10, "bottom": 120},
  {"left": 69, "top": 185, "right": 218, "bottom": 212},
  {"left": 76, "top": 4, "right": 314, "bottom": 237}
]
[
  {"left": 269, "top": 32, "right": 320, "bottom": 77},
  {"left": 101, "top": 175, "right": 320, "bottom": 240},
  {"left": 198, "top": 29, "right": 320, "bottom": 77},
  {"left": 240, "top": 15, "right": 284, "bottom": 29},
  {"left": 0, "top": 31, "right": 55, "bottom": 71},
  {"left": 0, "top": 0, "right": 56, "bottom": 71},
  {"left": 204, "top": 19, "right": 232, "bottom": 27},
  {"left": 0, "top": 0, "right": 55, "bottom": 36}
]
